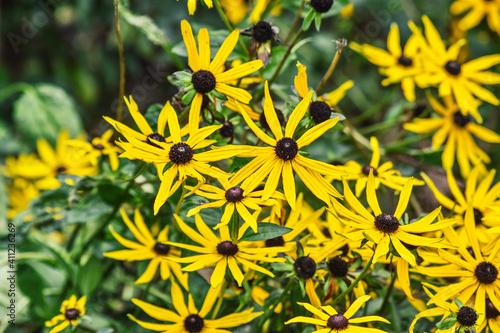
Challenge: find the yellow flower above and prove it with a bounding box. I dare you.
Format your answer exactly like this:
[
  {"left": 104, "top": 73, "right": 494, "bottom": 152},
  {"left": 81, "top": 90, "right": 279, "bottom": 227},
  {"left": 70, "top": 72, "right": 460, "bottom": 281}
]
[
  {"left": 165, "top": 214, "right": 287, "bottom": 288},
  {"left": 68, "top": 129, "right": 122, "bottom": 171},
  {"left": 129, "top": 281, "right": 262, "bottom": 332},
  {"left": 421, "top": 165, "right": 500, "bottom": 244},
  {"left": 180, "top": 20, "right": 263, "bottom": 133},
  {"left": 333, "top": 136, "right": 424, "bottom": 197},
  {"left": 45, "top": 295, "right": 86, "bottom": 333},
  {"left": 294, "top": 61, "right": 353, "bottom": 124},
  {"left": 350, "top": 22, "right": 422, "bottom": 102},
  {"left": 5, "top": 178, "right": 40, "bottom": 219},
  {"left": 404, "top": 94, "right": 500, "bottom": 177},
  {"left": 177, "top": 0, "right": 213, "bottom": 15},
  {"left": 103, "top": 208, "right": 188, "bottom": 287},
  {"left": 186, "top": 177, "right": 284, "bottom": 232},
  {"left": 450, "top": 0, "right": 500, "bottom": 35},
  {"left": 115, "top": 101, "right": 251, "bottom": 214},
  {"left": 409, "top": 15, "right": 500, "bottom": 119},
  {"left": 285, "top": 295, "right": 390, "bottom": 332},
  {"left": 231, "top": 81, "right": 345, "bottom": 209}
]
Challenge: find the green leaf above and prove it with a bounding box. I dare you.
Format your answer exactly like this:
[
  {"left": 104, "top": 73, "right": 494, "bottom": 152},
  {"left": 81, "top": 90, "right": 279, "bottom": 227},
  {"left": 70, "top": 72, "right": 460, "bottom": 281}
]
[
  {"left": 13, "top": 84, "right": 82, "bottom": 145},
  {"left": 120, "top": 5, "right": 169, "bottom": 47},
  {"left": 188, "top": 271, "right": 210, "bottom": 310},
  {"left": 0, "top": 173, "right": 7, "bottom": 231},
  {"left": 302, "top": 8, "right": 315, "bottom": 31},
  {"left": 77, "top": 256, "right": 104, "bottom": 295},
  {"left": 454, "top": 298, "right": 465, "bottom": 309},
  {"left": 16, "top": 263, "right": 46, "bottom": 307},
  {"left": 271, "top": 262, "right": 292, "bottom": 272},
  {"left": 182, "top": 89, "right": 197, "bottom": 105},
  {"left": 436, "top": 314, "right": 457, "bottom": 330},
  {"left": 239, "top": 223, "right": 292, "bottom": 242},
  {"left": 314, "top": 12, "right": 322, "bottom": 31}
]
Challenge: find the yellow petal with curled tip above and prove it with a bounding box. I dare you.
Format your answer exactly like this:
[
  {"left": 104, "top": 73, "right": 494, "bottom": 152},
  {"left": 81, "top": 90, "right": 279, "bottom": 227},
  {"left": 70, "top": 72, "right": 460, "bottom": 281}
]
[
  {"left": 294, "top": 61, "right": 309, "bottom": 99},
  {"left": 263, "top": 81, "right": 284, "bottom": 140}
]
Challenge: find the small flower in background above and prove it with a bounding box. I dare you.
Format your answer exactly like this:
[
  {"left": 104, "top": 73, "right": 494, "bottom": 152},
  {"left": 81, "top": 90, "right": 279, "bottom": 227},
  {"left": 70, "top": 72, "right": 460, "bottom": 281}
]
[
  {"left": 350, "top": 22, "right": 421, "bottom": 102},
  {"left": 104, "top": 208, "right": 189, "bottom": 287},
  {"left": 45, "top": 295, "right": 86, "bottom": 333},
  {"left": 450, "top": 0, "right": 500, "bottom": 35},
  {"left": 241, "top": 20, "right": 280, "bottom": 67},
  {"left": 405, "top": 93, "right": 500, "bottom": 178},
  {"left": 68, "top": 129, "right": 122, "bottom": 171},
  {"left": 409, "top": 15, "right": 500, "bottom": 118},
  {"left": 285, "top": 295, "right": 390, "bottom": 332},
  {"left": 129, "top": 281, "right": 262, "bottom": 332},
  {"left": 178, "top": 0, "right": 213, "bottom": 15},
  {"left": 178, "top": 20, "right": 263, "bottom": 133}
]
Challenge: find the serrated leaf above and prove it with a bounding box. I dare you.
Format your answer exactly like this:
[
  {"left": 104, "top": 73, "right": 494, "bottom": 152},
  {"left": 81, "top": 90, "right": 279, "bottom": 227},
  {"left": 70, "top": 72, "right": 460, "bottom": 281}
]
[{"left": 239, "top": 223, "right": 292, "bottom": 242}]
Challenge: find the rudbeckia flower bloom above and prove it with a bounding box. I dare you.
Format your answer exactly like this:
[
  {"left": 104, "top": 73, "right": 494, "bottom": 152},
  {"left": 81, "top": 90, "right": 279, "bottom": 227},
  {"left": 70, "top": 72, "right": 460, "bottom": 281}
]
[
  {"left": 421, "top": 165, "right": 500, "bottom": 244},
  {"left": 68, "top": 129, "right": 122, "bottom": 171},
  {"left": 409, "top": 15, "right": 500, "bottom": 118},
  {"left": 450, "top": 0, "right": 500, "bottom": 35},
  {"left": 404, "top": 94, "right": 500, "bottom": 177},
  {"left": 479, "top": 298, "right": 500, "bottom": 333},
  {"left": 332, "top": 136, "right": 424, "bottom": 197},
  {"left": 103, "top": 209, "right": 189, "bottom": 287},
  {"left": 180, "top": 20, "right": 263, "bottom": 133},
  {"left": 45, "top": 295, "right": 86, "bottom": 333},
  {"left": 333, "top": 173, "right": 458, "bottom": 266},
  {"left": 5, "top": 178, "right": 39, "bottom": 219},
  {"left": 350, "top": 22, "right": 421, "bottom": 102},
  {"left": 165, "top": 214, "right": 287, "bottom": 288},
  {"left": 416, "top": 208, "right": 500, "bottom": 327},
  {"left": 129, "top": 281, "right": 262, "bottom": 332},
  {"left": 115, "top": 101, "right": 251, "bottom": 214},
  {"left": 285, "top": 295, "right": 390, "bottom": 332},
  {"left": 294, "top": 61, "right": 353, "bottom": 124},
  {"left": 178, "top": 0, "right": 213, "bottom": 15},
  {"left": 231, "top": 81, "right": 345, "bottom": 209},
  {"left": 186, "top": 177, "right": 284, "bottom": 232}
]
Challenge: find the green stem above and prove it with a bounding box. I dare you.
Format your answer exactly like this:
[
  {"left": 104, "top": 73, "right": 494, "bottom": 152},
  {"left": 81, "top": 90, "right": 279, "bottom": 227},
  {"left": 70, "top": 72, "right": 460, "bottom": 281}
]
[
  {"left": 175, "top": 184, "right": 187, "bottom": 216},
  {"left": 333, "top": 105, "right": 371, "bottom": 160},
  {"left": 213, "top": 0, "right": 249, "bottom": 56},
  {"left": 0, "top": 82, "right": 36, "bottom": 103},
  {"left": 315, "top": 39, "right": 347, "bottom": 95},
  {"left": 257, "top": 279, "right": 294, "bottom": 330},
  {"left": 230, "top": 211, "right": 240, "bottom": 242},
  {"left": 330, "top": 252, "right": 374, "bottom": 307},
  {"left": 212, "top": 279, "right": 227, "bottom": 319},
  {"left": 235, "top": 276, "right": 263, "bottom": 312},
  {"left": 283, "top": 0, "right": 306, "bottom": 45},
  {"left": 115, "top": 0, "right": 126, "bottom": 122},
  {"left": 380, "top": 268, "right": 397, "bottom": 314}
]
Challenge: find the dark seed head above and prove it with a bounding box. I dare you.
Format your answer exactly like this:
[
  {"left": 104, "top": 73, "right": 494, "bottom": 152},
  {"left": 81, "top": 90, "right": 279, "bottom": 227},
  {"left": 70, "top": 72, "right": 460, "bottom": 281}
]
[
  {"left": 473, "top": 208, "right": 483, "bottom": 225},
  {"left": 192, "top": 70, "right": 216, "bottom": 94},
  {"left": 265, "top": 236, "right": 285, "bottom": 247},
  {"left": 93, "top": 144, "right": 105, "bottom": 150},
  {"left": 453, "top": 111, "right": 470, "bottom": 127},
  {"left": 311, "top": 0, "right": 334, "bottom": 13},
  {"left": 65, "top": 308, "right": 80, "bottom": 320},
  {"left": 486, "top": 298, "right": 500, "bottom": 319},
  {"left": 374, "top": 214, "right": 400, "bottom": 234},
  {"left": 328, "top": 257, "right": 349, "bottom": 277},
  {"left": 275, "top": 137, "right": 299, "bottom": 161},
  {"left": 260, "top": 109, "right": 285, "bottom": 131},
  {"left": 220, "top": 121, "right": 234, "bottom": 138},
  {"left": 217, "top": 241, "right": 239, "bottom": 256},
  {"left": 56, "top": 166, "right": 67, "bottom": 173},
  {"left": 253, "top": 21, "right": 274, "bottom": 43},
  {"left": 445, "top": 61, "right": 461, "bottom": 76},
  {"left": 457, "top": 306, "right": 478, "bottom": 327},
  {"left": 398, "top": 55, "right": 413, "bottom": 67},
  {"left": 225, "top": 187, "right": 244, "bottom": 202},
  {"left": 147, "top": 133, "right": 166, "bottom": 148},
  {"left": 309, "top": 101, "right": 332, "bottom": 124},
  {"left": 153, "top": 242, "right": 170, "bottom": 255},
  {"left": 184, "top": 314, "right": 204, "bottom": 332},
  {"left": 362, "top": 165, "right": 379, "bottom": 176},
  {"left": 294, "top": 256, "right": 317, "bottom": 279},
  {"left": 169, "top": 143, "right": 193, "bottom": 165},
  {"left": 327, "top": 314, "right": 349, "bottom": 330},
  {"left": 475, "top": 262, "right": 498, "bottom": 284}
]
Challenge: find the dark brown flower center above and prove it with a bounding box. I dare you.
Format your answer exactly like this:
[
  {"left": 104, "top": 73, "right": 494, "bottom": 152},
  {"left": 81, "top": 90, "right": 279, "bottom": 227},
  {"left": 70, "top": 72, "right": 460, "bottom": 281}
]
[
  {"left": 398, "top": 55, "right": 413, "bottom": 67},
  {"left": 93, "top": 144, "right": 105, "bottom": 150},
  {"left": 65, "top": 308, "right": 80, "bottom": 320},
  {"left": 220, "top": 121, "right": 234, "bottom": 138},
  {"left": 473, "top": 208, "right": 483, "bottom": 225},
  {"left": 328, "top": 257, "right": 349, "bottom": 277},
  {"left": 275, "top": 138, "right": 298, "bottom": 161},
  {"left": 217, "top": 241, "right": 239, "bottom": 256},
  {"left": 153, "top": 242, "right": 170, "bottom": 255},
  {"left": 225, "top": 187, "right": 244, "bottom": 202},
  {"left": 192, "top": 70, "right": 216, "bottom": 94},
  {"left": 457, "top": 306, "right": 478, "bottom": 327},
  {"left": 311, "top": 0, "right": 334, "bottom": 13},
  {"left": 184, "top": 314, "right": 204, "bottom": 332},
  {"left": 475, "top": 262, "right": 498, "bottom": 284},
  {"left": 294, "top": 256, "right": 316, "bottom": 279},
  {"left": 375, "top": 214, "right": 400, "bottom": 233},
  {"left": 486, "top": 298, "right": 500, "bottom": 319},
  {"left": 147, "top": 133, "right": 166, "bottom": 148},
  {"left": 260, "top": 109, "right": 285, "bottom": 131},
  {"left": 253, "top": 21, "right": 273, "bottom": 43},
  {"left": 362, "top": 165, "right": 379, "bottom": 176},
  {"left": 309, "top": 101, "right": 331, "bottom": 124},
  {"left": 169, "top": 143, "right": 193, "bottom": 164},
  {"left": 445, "top": 61, "right": 461, "bottom": 76},
  {"left": 453, "top": 111, "right": 470, "bottom": 127},
  {"left": 265, "top": 236, "right": 285, "bottom": 247},
  {"left": 327, "top": 314, "right": 349, "bottom": 330},
  {"left": 56, "top": 166, "right": 67, "bottom": 173}
]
